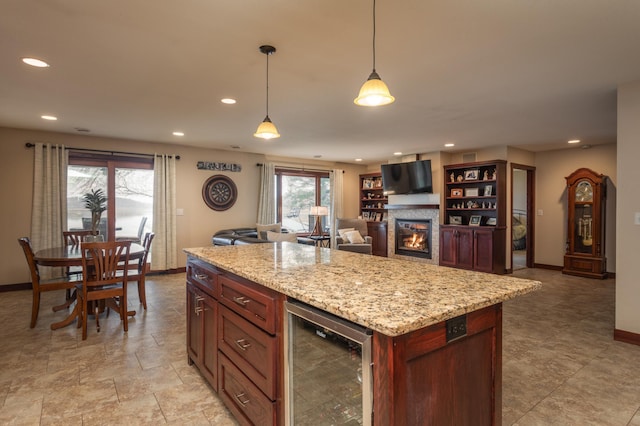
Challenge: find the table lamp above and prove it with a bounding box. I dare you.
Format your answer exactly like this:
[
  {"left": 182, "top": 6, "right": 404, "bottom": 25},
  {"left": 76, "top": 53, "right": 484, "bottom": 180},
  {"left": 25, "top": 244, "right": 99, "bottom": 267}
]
[{"left": 309, "top": 206, "right": 329, "bottom": 237}]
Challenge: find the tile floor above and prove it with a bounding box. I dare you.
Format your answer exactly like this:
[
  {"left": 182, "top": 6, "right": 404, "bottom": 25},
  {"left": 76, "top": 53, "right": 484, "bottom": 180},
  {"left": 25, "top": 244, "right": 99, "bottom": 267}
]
[{"left": 0, "top": 268, "right": 639, "bottom": 425}]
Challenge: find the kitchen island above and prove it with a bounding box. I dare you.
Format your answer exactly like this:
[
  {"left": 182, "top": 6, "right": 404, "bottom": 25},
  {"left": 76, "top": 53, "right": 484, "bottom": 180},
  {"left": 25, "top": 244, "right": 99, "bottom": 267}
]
[{"left": 184, "top": 243, "right": 540, "bottom": 425}]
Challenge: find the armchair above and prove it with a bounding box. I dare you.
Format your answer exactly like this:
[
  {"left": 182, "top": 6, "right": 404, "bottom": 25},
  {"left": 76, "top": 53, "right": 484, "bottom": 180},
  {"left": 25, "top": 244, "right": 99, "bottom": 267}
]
[{"left": 335, "top": 218, "right": 373, "bottom": 255}]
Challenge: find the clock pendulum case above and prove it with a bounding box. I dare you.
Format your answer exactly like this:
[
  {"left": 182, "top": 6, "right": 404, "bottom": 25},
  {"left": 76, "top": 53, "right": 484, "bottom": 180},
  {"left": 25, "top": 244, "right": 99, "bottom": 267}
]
[{"left": 563, "top": 168, "right": 608, "bottom": 279}]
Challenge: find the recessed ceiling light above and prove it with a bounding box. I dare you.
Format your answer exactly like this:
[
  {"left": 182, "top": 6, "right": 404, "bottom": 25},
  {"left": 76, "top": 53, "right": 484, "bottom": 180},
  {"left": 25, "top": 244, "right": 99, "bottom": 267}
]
[
  {"left": 41, "top": 115, "right": 57, "bottom": 121},
  {"left": 221, "top": 98, "right": 236, "bottom": 104},
  {"left": 22, "top": 57, "right": 50, "bottom": 68},
  {"left": 568, "top": 139, "right": 580, "bottom": 144},
  {"left": 355, "top": 158, "right": 363, "bottom": 162},
  {"left": 172, "top": 131, "right": 184, "bottom": 136},
  {"left": 393, "top": 152, "right": 403, "bottom": 156},
  {"left": 445, "top": 143, "right": 455, "bottom": 147},
  {"left": 313, "top": 155, "right": 322, "bottom": 158}
]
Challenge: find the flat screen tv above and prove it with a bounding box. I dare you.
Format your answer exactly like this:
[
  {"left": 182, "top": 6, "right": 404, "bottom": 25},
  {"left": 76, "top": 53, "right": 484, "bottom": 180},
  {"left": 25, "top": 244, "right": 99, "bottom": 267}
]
[{"left": 381, "top": 160, "right": 433, "bottom": 195}]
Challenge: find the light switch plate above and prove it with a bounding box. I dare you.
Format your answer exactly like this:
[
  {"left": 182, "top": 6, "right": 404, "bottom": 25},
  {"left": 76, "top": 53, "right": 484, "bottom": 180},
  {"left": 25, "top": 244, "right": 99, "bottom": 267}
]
[
  {"left": 635, "top": 212, "right": 640, "bottom": 225},
  {"left": 176, "top": 208, "right": 184, "bottom": 216},
  {"left": 537, "top": 209, "right": 544, "bottom": 216}
]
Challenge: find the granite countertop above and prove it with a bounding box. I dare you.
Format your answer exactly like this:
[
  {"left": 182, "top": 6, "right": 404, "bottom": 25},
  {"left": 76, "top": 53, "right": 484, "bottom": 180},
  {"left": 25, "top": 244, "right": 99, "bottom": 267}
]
[{"left": 184, "top": 243, "right": 541, "bottom": 336}]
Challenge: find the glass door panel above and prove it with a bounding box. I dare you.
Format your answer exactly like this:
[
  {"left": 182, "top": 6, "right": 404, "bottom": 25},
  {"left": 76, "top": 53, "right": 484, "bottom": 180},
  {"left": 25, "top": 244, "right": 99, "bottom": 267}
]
[
  {"left": 67, "top": 165, "right": 108, "bottom": 233},
  {"left": 114, "top": 167, "right": 153, "bottom": 241}
]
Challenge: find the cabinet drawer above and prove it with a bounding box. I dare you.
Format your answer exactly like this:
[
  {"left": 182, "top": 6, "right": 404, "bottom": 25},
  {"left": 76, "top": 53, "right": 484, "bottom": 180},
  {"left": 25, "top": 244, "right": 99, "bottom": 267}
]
[
  {"left": 219, "top": 274, "right": 278, "bottom": 334},
  {"left": 187, "top": 258, "right": 218, "bottom": 296},
  {"left": 219, "top": 305, "right": 277, "bottom": 400},
  {"left": 219, "top": 353, "right": 276, "bottom": 426}
]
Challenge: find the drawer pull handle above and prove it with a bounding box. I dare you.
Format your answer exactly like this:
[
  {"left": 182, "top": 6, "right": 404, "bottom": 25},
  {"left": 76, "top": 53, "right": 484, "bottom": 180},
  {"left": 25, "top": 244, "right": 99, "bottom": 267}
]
[
  {"left": 234, "top": 338, "right": 251, "bottom": 351},
  {"left": 234, "top": 392, "right": 250, "bottom": 407},
  {"left": 194, "top": 306, "right": 203, "bottom": 316},
  {"left": 232, "top": 296, "right": 251, "bottom": 307},
  {"left": 195, "top": 274, "right": 208, "bottom": 280},
  {"left": 195, "top": 296, "right": 205, "bottom": 302}
]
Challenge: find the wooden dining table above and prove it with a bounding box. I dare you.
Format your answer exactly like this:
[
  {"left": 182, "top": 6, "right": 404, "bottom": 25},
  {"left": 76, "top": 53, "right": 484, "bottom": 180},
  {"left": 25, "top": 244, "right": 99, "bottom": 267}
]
[{"left": 34, "top": 243, "right": 145, "bottom": 330}]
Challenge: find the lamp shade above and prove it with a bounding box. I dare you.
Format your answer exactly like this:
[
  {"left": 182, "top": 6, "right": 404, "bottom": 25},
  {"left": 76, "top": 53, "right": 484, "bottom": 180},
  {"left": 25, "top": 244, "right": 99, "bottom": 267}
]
[
  {"left": 354, "top": 71, "right": 395, "bottom": 106},
  {"left": 254, "top": 116, "right": 280, "bottom": 139},
  {"left": 309, "top": 206, "right": 329, "bottom": 216}
]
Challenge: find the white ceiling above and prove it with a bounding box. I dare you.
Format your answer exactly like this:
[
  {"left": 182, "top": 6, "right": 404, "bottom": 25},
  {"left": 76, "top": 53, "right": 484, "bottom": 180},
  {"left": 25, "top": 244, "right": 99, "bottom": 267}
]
[{"left": 1, "top": 1, "right": 638, "bottom": 164}]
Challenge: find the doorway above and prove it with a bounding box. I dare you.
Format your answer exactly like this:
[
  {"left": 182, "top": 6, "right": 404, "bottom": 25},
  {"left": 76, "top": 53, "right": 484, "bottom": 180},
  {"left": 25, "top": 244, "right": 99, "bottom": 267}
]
[{"left": 511, "top": 164, "right": 535, "bottom": 270}]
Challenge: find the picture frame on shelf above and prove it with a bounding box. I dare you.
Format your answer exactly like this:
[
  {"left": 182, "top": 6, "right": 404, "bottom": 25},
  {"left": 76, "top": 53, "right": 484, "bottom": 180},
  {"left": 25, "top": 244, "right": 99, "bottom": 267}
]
[
  {"left": 464, "top": 169, "right": 479, "bottom": 180},
  {"left": 469, "top": 215, "right": 482, "bottom": 226},
  {"left": 449, "top": 215, "right": 462, "bottom": 225},
  {"left": 484, "top": 185, "right": 493, "bottom": 196},
  {"left": 465, "top": 187, "right": 479, "bottom": 197},
  {"left": 486, "top": 217, "right": 497, "bottom": 226},
  {"left": 451, "top": 188, "right": 463, "bottom": 198}
]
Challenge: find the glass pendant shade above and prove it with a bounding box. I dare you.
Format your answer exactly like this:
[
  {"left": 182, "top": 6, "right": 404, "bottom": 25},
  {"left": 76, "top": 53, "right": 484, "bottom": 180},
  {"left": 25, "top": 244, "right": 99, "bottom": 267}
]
[
  {"left": 354, "top": 70, "right": 395, "bottom": 106},
  {"left": 254, "top": 115, "right": 280, "bottom": 139}
]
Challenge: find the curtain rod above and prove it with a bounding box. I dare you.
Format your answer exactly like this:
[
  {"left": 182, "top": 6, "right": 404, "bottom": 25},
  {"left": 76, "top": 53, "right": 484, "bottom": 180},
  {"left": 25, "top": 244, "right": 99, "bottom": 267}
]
[
  {"left": 25, "top": 142, "right": 180, "bottom": 160},
  {"left": 256, "top": 163, "right": 343, "bottom": 173}
]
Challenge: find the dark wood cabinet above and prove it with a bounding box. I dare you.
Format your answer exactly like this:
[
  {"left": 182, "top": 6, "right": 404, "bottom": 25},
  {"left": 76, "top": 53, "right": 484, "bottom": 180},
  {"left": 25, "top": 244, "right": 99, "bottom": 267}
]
[
  {"left": 187, "top": 255, "right": 505, "bottom": 426},
  {"left": 360, "top": 172, "right": 388, "bottom": 257},
  {"left": 367, "top": 220, "right": 388, "bottom": 257},
  {"left": 440, "top": 160, "right": 506, "bottom": 274},
  {"left": 440, "top": 225, "right": 506, "bottom": 274},
  {"left": 186, "top": 257, "right": 282, "bottom": 424},
  {"left": 186, "top": 267, "right": 218, "bottom": 390}
]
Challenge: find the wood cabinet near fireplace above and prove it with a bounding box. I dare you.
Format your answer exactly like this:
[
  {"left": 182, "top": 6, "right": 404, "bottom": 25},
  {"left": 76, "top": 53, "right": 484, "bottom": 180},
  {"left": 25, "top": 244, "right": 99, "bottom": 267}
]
[
  {"left": 440, "top": 225, "right": 506, "bottom": 273},
  {"left": 440, "top": 160, "right": 506, "bottom": 274},
  {"left": 367, "top": 220, "right": 388, "bottom": 257},
  {"left": 360, "top": 172, "right": 388, "bottom": 257}
]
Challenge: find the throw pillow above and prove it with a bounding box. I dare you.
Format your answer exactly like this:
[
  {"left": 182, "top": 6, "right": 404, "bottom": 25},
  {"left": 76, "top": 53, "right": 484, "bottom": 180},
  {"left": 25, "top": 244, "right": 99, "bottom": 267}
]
[
  {"left": 337, "top": 228, "right": 355, "bottom": 241},
  {"left": 344, "top": 230, "right": 365, "bottom": 244},
  {"left": 257, "top": 223, "right": 281, "bottom": 240},
  {"left": 266, "top": 230, "right": 297, "bottom": 243}
]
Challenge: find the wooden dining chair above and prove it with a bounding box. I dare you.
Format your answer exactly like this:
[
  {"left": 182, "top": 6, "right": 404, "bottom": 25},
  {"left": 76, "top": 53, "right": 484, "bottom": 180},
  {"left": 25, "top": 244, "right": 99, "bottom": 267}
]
[
  {"left": 18, "top": 237, "right": 82, "bottom": 328},
  {"left": 63, "top": 230, "right": 95, "bottom": 246},
  {"left": 77, "top": 240, "right": 131, "bottom": 340},
  {"left": 129, "top": 232, "right": 154, "bottom": 310}
]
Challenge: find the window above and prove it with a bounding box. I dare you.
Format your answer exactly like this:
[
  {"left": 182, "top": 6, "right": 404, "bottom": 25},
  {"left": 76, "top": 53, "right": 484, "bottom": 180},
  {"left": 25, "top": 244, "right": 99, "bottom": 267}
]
[
  {"left": 67, "top": 152, "right": 153, "bottom": 241},
  {"left": 276, "top": 169, "right": 330, "bottom": 233}
]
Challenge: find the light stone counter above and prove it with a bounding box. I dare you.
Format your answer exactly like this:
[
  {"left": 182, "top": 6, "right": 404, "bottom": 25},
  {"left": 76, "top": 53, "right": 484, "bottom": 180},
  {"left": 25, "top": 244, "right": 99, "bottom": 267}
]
[{"left": 184, "top": 243, "right": 541, "bottom": 337}]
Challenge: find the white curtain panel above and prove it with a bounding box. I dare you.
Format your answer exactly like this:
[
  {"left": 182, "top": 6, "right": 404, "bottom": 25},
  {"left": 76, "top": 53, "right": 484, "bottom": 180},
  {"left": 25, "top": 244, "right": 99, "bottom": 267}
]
[
  {"left": 31, "top": 143, "right": 68, "bottom": 279},
  {"left": 330, "top": 169, "right": 344, "bottom": 246},
  {"left": 152, "top": 154, "right": 177, "bottom": 270},
  {"left": 257, "top": 162, "right": 276, "bottom": 224}
]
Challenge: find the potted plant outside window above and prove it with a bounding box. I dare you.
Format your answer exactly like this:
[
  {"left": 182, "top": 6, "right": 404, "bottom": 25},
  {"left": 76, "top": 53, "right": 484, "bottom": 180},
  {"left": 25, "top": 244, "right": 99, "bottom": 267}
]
[{"left": 83, "top": 189, "right": 107, "bottom": 239}]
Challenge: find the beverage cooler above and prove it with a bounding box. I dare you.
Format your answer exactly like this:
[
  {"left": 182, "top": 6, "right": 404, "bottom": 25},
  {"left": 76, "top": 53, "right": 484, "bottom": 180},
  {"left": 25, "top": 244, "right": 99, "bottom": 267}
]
[{"left": 284, "top": 300, "right": 373, "bottom": 425}]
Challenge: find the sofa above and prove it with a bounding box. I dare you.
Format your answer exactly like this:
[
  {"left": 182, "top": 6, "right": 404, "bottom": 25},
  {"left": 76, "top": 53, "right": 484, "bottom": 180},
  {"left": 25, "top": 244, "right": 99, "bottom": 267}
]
[
  {"left": 212, "top": 226, "right": 299, "bottom": 246},
  {"left": 212, "top": 228, "right": 269, "bottom": 246}
]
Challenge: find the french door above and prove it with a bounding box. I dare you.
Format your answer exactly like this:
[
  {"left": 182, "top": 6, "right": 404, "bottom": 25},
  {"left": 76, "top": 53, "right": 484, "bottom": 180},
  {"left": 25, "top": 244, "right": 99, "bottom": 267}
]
[{"left": 67, "top": 153, "right": 153, "bottom": 241}]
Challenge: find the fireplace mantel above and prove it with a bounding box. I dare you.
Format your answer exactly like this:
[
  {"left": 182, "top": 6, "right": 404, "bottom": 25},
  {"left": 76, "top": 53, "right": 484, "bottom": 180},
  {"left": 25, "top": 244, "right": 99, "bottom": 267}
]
[{"left": 385, "top": 204, "right": 439, "bottom": 210}]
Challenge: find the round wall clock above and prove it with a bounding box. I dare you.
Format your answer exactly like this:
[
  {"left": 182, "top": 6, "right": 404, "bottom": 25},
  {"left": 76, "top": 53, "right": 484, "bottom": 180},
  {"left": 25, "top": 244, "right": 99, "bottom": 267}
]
[{"left": 202, "top": 175, "right": 238, "bottom": 211}]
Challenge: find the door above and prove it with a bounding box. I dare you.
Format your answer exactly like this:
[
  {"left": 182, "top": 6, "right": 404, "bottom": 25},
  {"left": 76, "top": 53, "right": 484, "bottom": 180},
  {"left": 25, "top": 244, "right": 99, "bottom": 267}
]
[
  {"left": 68, "top": 153, "right": 153, "bottom": 241},
  {"left": 456, "top": 228, "right": 474, "bottom": 270},
  {"left": 439, "top": 226, "right": 458, "bottom": 267},
  {"left": 510, "top": 164, "right": 535, "bottom": 270},
  {"left": 474, "top": 229, "right": 495, "bottom": 273}
]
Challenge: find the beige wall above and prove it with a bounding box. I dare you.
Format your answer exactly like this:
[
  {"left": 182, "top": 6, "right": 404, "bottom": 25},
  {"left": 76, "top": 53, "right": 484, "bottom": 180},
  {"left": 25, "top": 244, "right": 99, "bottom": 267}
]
[
  {"left": 616, "top": 81, "right": 640, "bottom": 335},
  {"left": 533, "top": 143, "right": 617, "bottom": 270},
  {"left": 1, "top": 127, "right": 364, "bottom": 286}
]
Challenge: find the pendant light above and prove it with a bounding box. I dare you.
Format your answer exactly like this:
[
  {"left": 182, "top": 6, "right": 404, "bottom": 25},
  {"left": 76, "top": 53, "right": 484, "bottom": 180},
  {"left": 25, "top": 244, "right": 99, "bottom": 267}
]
[
  {"left": 354, "top": 0, "right": 395, "bottom": 107},
  {"left": 254, "top": 45, "right": 280, "bottom": 139}
]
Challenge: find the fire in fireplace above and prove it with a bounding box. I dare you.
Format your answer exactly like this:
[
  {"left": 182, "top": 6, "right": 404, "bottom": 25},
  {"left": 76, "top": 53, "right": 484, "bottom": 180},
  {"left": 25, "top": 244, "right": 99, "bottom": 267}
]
[{"left": 395, "top": 219, "right": 432, "bottom": 259}]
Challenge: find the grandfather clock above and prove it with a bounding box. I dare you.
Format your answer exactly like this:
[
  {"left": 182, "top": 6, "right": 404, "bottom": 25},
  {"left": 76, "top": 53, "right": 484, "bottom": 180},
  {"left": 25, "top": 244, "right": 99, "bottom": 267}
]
[{"left": 563, "top": 168, "right": 607, "bottom": 279}]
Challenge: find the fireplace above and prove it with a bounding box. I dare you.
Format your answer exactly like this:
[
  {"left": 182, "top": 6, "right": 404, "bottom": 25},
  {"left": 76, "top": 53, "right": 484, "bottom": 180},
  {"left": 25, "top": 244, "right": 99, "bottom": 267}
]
[{"left": 395, "top": 219, "right": 432, "bottom": 259}]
